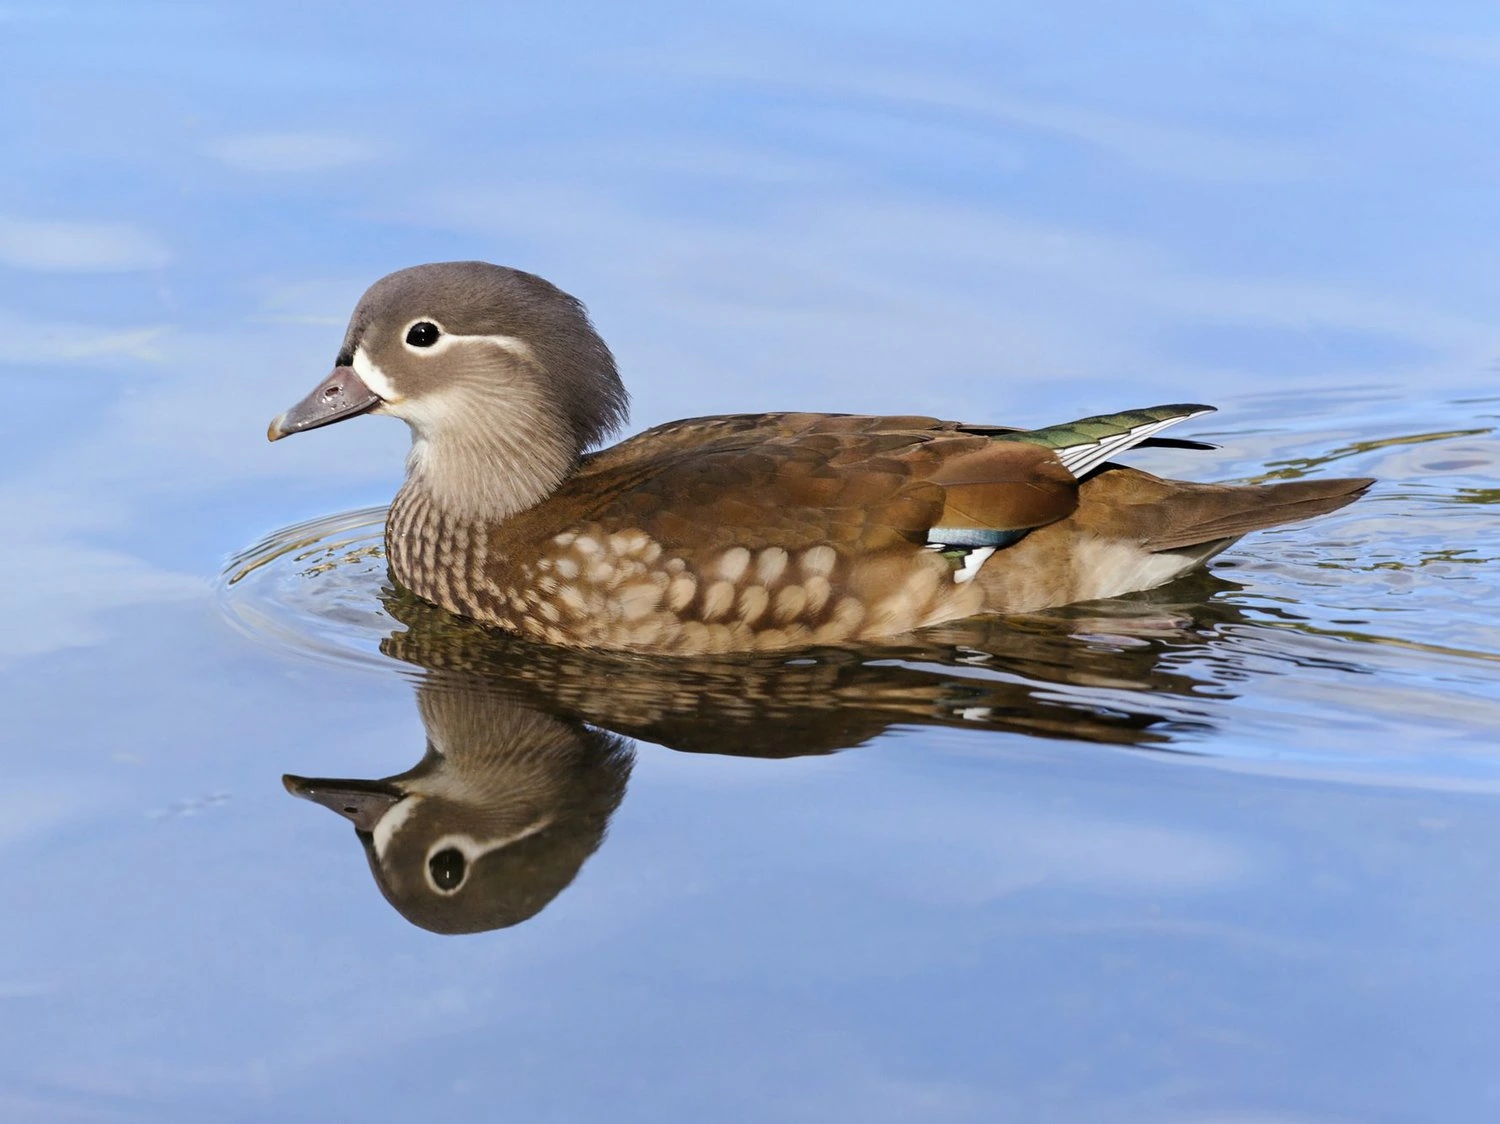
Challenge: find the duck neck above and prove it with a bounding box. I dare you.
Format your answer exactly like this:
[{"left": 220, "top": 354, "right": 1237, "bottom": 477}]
[
  {"left": 402, "top": 404, "right": 580, "bottom": 526},
  {"left": 385, "top": 416, "right": 580, "bottom": 610}
]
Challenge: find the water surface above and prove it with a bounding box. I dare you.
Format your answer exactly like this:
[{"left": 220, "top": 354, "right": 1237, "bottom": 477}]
[{"left": 4, "top": 3, "right": 1500, "bottom": 1121}]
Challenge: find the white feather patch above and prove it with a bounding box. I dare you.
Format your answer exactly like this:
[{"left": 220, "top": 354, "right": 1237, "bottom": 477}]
[
  {"left": 952, "top": 546, "right": 997, "bottom": 584},
  {"left": 1055, "top": 408, "right": 1215, "bottom": 480},
  {"left": 372, "top": 794, "right": 421, "bottom": 859},
  {"left": 351, "top": 345, "right": 399, "bottom": 400}
]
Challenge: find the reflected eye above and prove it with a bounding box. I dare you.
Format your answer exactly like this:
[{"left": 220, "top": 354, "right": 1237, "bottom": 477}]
[
  {"left": 406, "top": 321, "right": 441, "bottom": 348},
  {"left": 428, "top": 847, "right": 466, "bottom": 892}
]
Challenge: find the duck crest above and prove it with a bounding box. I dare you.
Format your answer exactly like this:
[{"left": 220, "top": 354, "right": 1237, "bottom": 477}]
[{"left": 272, "top": 262, "right": 1375, "bottom": 654}]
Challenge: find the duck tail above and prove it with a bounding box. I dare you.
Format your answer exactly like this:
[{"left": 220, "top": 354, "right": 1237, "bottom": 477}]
[{"left": 1137, "top": 476, "right": 1374, "bottom": 552}]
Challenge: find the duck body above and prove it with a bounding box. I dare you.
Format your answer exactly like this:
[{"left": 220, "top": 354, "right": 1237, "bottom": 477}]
[
  {"left": 270, "top": 262, "right": 1372, "bottom": 654},
  {"left": 389, "top": 410, "right": 1030, "bottom": 651}
]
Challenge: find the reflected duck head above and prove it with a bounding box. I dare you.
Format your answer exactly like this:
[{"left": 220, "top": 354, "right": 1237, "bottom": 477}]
[{"left": 285, "top": 684, "right": 633, "bottom": 934}]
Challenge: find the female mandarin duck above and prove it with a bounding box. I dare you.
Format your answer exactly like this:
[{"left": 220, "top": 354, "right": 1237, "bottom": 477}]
[{"left": 269, "top": 262, "right": 1372, "bottom": 654}]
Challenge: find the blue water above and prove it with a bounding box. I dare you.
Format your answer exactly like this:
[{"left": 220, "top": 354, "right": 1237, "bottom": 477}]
[{"left": 3, "top": 3, "right": 1500, "bottom": 1121}]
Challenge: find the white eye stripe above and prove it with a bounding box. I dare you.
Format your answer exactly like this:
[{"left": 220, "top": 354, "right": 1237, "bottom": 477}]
[
  {"left": 431, "top": 332, "right": 535, "bottom": 360},
  {"left": 421, "top": 821, "right": 554, "bottom": 894},
  {"left": 397, "top": 318, "right": 534, "bottom": 361},
  {"left": 353, "top": 331, "right": 537, "bottom": 406},
  {"left": 425, "top": 820, "right": 553, "bottom": 865}
]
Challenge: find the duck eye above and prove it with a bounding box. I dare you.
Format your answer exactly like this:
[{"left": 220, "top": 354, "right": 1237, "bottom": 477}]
[
  {"left": 406, "top": 321, "right": 441, "bottom": 348},
  {"left": 428, "top": 847, "right": 466, "bottom": 891}
]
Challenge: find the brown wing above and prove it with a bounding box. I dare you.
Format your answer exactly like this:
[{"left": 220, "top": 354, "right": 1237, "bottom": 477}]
[
  {"left": 582, "top": 412, "right": 955, "bottom": 469},
  {"left": 560, "top": 413, "right": 1079, "bottom": 553}
]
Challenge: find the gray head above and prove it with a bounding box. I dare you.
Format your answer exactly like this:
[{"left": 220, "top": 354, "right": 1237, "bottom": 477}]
[
  {"left": 269, "top": 262, "right": 629, "bottom": 519},
  {"left": 283, "top": 686, "right": 634, "bottom": 935}
]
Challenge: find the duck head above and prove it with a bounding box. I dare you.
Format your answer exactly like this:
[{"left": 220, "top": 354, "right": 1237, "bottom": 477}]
[
  {"left": 268, "top": 262, "right": 629, "bottom": 519},
  {"left": 285, "top": 682, "right": 634, "bottom": 934}
]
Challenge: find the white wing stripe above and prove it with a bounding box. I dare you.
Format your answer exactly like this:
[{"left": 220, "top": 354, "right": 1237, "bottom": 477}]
[
  {"left": 1055, "top": 409, "right": 1213, "bottom": 479},
  {"left": 953, "top": 546, "right": 997, "bottom": 584}
]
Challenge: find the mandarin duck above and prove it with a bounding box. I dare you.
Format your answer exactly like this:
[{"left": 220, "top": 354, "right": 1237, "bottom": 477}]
[{"left": 269, "top": 262, "right": 1372, "bottom": 654}]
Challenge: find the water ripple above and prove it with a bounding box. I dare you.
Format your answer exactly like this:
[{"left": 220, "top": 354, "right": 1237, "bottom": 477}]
[{"left": 217, "top": 412, "right": 1500, "bottom": 785}]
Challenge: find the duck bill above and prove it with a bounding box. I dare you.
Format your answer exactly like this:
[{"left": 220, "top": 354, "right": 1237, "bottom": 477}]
[
  {"left": 267, "top": 366, "right": 381, "bottom": 441},
  {"left": 283, "top": 774, "right": 403, "bottom": 832}
]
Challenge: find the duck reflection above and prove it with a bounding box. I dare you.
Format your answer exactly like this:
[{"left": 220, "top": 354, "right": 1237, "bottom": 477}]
[
  {"left": 286, "top": 694, "right": 631, "bottom": 934},
  {"left": 286, "top": 575, "right": 1247, "bottom": 933}
]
